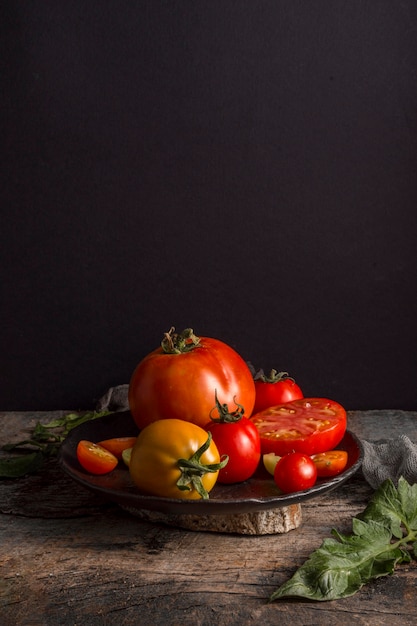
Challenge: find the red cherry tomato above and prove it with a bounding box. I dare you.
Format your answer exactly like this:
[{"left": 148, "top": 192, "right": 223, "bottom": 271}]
[
  {"left": 205, "top": 392, "right": 261, "bottom": 484},
  {"left": 250, "top": 397, "right": 347, "bottom": 456},
  {"left": 129, "top": 328, "right": 255, "bottom": 430},
  {"left": 274, "top": 452, "right": 317, "bottom": 493},
  {"left": 76, "top": 440, "right": 118, "bottom": 475},
  {"left": 252, "top": 369, "right": 303, "bottom": 414},
  {"left": 98, "top": 437, "right": 138, "bottom": 460},
  {"left": 311, "top": 450, "right": 348, "bottom": 477}
]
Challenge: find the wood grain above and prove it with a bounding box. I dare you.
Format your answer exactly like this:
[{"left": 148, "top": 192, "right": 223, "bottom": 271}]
[{"left": 1, "top": 410, "right": 417, "bottom": 625}]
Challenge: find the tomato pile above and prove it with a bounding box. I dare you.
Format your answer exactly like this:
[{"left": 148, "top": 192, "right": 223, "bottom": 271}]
[{"left": 76, "top": 327, "right": 349, "bottom": 499}]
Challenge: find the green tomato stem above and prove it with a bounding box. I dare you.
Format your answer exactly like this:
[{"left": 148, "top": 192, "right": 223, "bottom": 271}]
[
  {"left": 161, "top": 327, "right": 201, "bottom": 354},
  {"left": 254, "top": 369, "right": 294, "bottom": 383},
  {"left": 176, "top": 431, "right": 228, "bottom": 499},
  {"left": 209, "top": 389, "right": 245, "bottom": 424}
]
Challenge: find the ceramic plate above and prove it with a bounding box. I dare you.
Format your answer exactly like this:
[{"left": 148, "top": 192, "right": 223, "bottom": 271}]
[{"left": 59, "top": 411, "right": 363, "bottom": 516}]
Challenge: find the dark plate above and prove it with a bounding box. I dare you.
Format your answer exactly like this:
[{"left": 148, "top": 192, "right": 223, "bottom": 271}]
[{"left": 58, "top": 411, "right": 363, "bottom": 516}]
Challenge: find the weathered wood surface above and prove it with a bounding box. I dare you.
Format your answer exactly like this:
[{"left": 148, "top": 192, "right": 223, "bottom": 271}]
[{"left": 1, "top": 409, "right": 417, "bottom": 626}]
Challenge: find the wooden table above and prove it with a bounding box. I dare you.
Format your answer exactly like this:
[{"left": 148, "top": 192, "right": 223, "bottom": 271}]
[{"left": 1, "top": 409, "right": 417, "bottom": 626}]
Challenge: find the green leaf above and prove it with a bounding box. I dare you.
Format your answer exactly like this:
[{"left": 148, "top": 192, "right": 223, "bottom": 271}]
[
  {"left": 32, "top": 422, "right": 63, "bottom": 442},
  {"left": 0, "top": 452, "right": 45, "bottom": 478},
  {"left": 270, "top": 543, "right": 362, "bottom": 601},
  {"left": 270, "top": 477, "right": 417, "bottom": 602},
  {"left": 61, "top": 410, "right": 111, "bottom": 434},
  {"left": 357, "top": 479, "right": 404, "bottom": 538},
  {"left": 0, "top": 409, "right": 112, "bottom": 479},
  {"left": 270, "top": 518, "right": 404, "bottom": 601},
  {"left": 2, "top": 439, "right": 44, "bottom": 451},
  {"left": 397, "top": 476, "right": 417, "bottom": 530}
]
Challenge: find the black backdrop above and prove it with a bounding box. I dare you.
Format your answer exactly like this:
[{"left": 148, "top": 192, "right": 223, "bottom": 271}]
[{"left": 2, "top": 1, "right": 417, "bottom": 411}]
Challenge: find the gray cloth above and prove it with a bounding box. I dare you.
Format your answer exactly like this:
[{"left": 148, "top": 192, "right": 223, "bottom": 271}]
[
  {"left": 96, "top": 385, "right": 417, "bottom": 489},
  {"left": 361, "top": 435, "right": 417, "bottom": 489},
  {"left": 96, "top": 384, "right": 129, "bottom": 412}
]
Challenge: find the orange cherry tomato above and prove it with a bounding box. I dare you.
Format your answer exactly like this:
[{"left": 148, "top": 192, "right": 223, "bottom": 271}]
[
  {"left": 98, "top": 437, "right": 138, "bottom": 460},
  {"left": 311, "top": 450, "right": 348, "bottom": 477},
  {"left": 76, "top": 440, "right": 118, "bottom": 475}
]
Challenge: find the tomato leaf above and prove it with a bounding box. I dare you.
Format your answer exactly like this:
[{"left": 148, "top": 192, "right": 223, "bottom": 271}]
[
  {"left": 0, "top": 451, "right": 45, "bottom": 478},
  {"left": 356, "top": 479, "right": 406, "bottom": 538},
  {"left": 0, "top": 410, "right": 112, "bottom": 478},
  {"left": 270, "top": 477, "right": 417, "bottom": 602}
]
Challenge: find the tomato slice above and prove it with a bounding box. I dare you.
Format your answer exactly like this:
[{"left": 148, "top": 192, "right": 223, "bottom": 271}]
[
  {"left": 76, "top": 440, "right": 118, "bottom": 475},
  {"left": 98, "top": 437, "right": 137, "bottom": 460},
  {"left": 311, "top": 450, "right": 348, "bottom": 477},
  {"left": 250, "top": 398, "right": 347, "bottom": 456}
]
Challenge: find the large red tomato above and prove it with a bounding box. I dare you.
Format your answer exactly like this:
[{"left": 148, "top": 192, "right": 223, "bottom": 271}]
[
  {"left": 250, "top": 397, "right": 347, "bottom": 456},
  {"left": 128, "top": 328, "right": 256, "bottom": 430}
]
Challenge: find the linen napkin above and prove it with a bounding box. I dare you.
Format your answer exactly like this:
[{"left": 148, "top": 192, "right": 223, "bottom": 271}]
[
  {"left": 96, "top": 384, "right": 129, "bottom": 412},
  {"left": 96, "top": 385, "right": 417, "bottom": 489},
  {"left": 361, "top": 435, "right": 417, "bottom": 489}
]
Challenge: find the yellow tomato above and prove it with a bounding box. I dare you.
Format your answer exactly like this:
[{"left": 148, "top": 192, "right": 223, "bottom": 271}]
[{"left": 129, "top": 419, "right": 227, "bottom": 500}]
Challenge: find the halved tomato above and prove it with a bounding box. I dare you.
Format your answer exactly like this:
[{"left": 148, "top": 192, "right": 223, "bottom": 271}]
[
  {"left": 250, "top": 398, "right": 347, "bottom": 456},
  {"left": 76, "top": 440, "right": 118, "bottom": 475},
  {"left": 311, "top": 450, "right": 348, "bottom": 477},
  {"left": 98, "top": 437, "right": 138, "bottom": 460}
]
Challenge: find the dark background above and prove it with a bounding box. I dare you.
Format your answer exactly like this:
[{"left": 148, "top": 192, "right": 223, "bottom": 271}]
[{"left": 2, "top": 1, "right": 417, "bottom": 411}]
